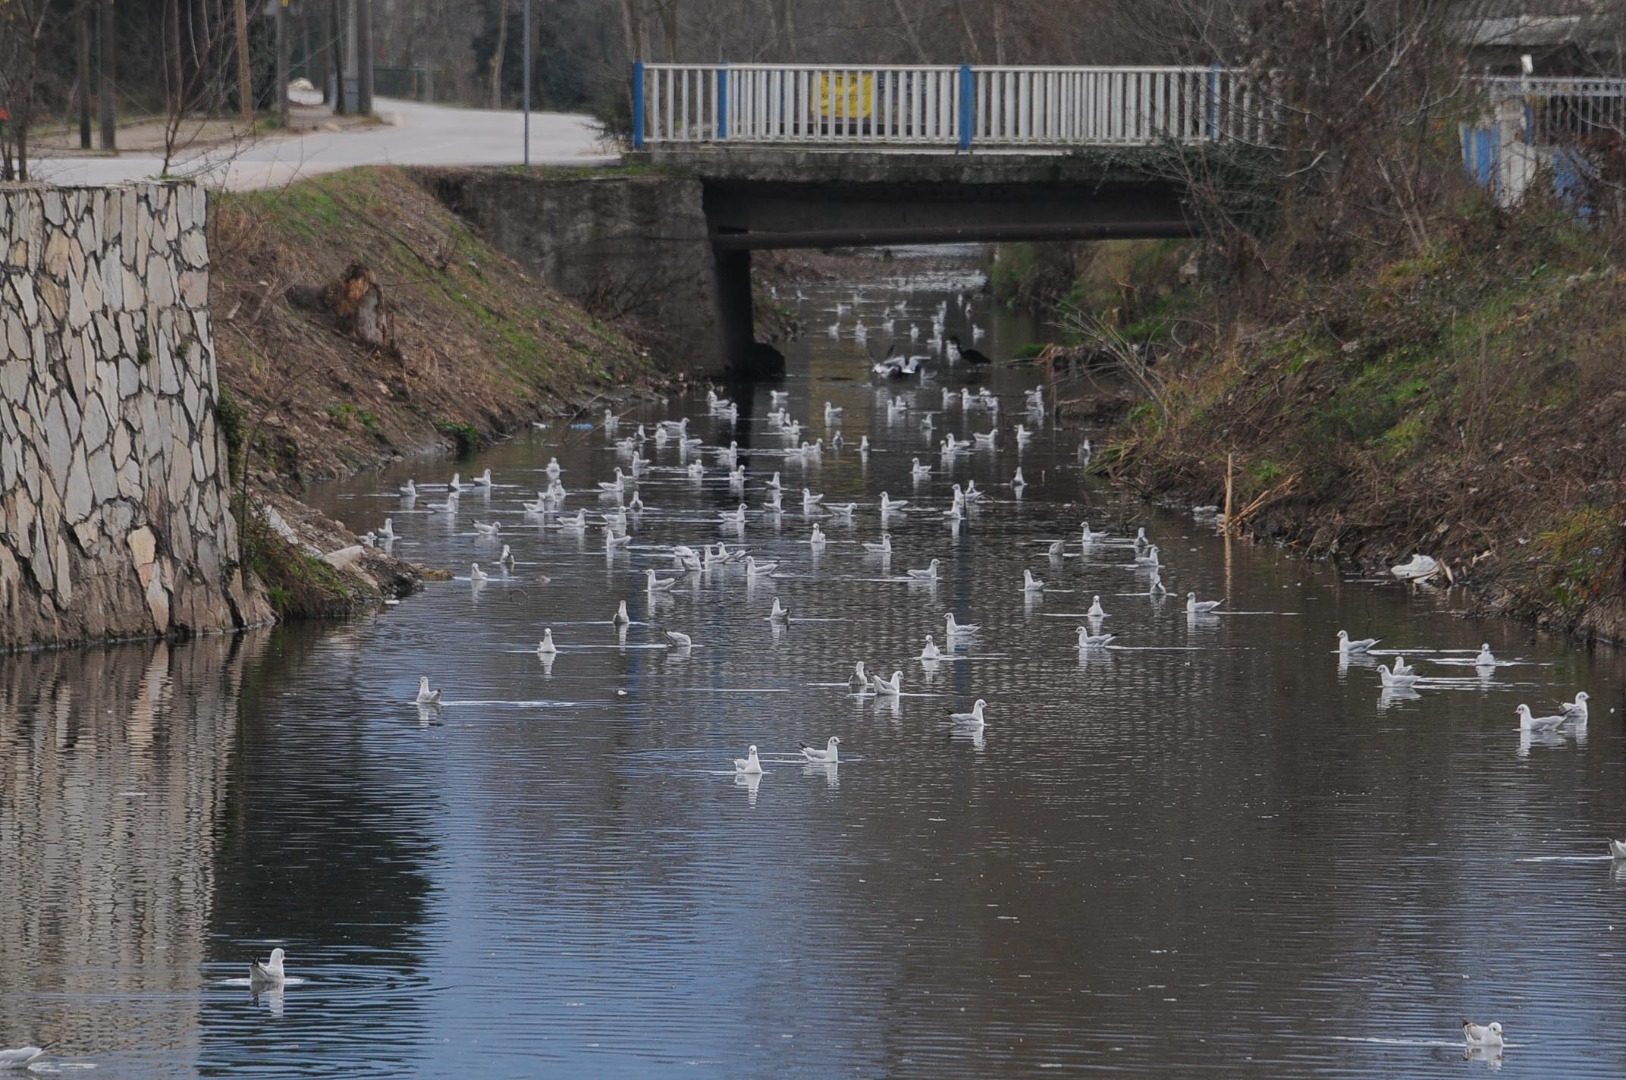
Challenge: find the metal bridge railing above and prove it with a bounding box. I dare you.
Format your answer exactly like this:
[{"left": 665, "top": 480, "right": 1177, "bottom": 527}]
[{"left": 632, "top": 62, "right": 1271, "bottom": 150}]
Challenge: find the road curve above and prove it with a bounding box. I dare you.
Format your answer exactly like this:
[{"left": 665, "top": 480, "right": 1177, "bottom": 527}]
[{"left": 34, "top": 98, "right": 619, "bottom": 190}]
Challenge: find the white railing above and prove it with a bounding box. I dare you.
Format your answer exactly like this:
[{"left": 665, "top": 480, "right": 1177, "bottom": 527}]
[
  {"left": 1479, "top": 75, "right": 1626, "bottom": 143},
  {"left": 633, "top": 62, "right": 1271, "bottom": 149}
]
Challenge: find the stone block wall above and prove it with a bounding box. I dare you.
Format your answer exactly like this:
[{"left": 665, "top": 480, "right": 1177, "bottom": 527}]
[{"left": 0, "top": 182, "right": 269, "bottom": 649}]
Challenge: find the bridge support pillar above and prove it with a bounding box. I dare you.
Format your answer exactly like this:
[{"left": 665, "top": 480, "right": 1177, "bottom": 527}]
[{"left": 713, "top": 246, "right": 759, "bottom": 377}]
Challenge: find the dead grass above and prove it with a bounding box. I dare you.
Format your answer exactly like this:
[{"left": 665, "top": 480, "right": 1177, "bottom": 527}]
[
  {"left": 208, "top": 167, "right": 661, "bottom": 488},
  {"left": 1108, "top": 202, "right": 1626, "bottom": 640}
]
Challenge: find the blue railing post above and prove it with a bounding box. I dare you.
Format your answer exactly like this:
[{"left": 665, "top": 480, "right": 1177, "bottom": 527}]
[
  {"left": 1207, "top": 63, "right": 1222, "bottom": 141},
  {"left": 632, "top": 61, "right": 645, "bottom": 149},
  {"left": 959, "top": 64, "right": 974, "bottom": 151},
  {"left": 718, "top": 62, "right": 730, "bottom": 140}
]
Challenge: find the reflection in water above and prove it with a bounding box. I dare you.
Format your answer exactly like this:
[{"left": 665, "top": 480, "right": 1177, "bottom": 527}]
[{"left": 0, "top": 636, "right": 256, "bottom": 1064}]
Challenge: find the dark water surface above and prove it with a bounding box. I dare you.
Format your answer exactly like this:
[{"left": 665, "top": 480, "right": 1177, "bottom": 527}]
[{"left": 4, "top": 269, "right": 1625, "bottom": 1077}]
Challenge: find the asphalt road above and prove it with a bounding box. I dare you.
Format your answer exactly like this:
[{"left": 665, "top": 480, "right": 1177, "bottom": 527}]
[{"left": 34, "top": 98, "right": 618, "bottom": 189}]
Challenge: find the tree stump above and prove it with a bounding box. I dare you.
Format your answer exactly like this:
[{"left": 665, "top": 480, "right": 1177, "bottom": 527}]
[{"left": 324, "top": 262, "right": 394, "bottom": 352}]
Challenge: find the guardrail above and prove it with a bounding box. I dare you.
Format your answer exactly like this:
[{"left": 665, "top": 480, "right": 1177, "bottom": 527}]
[{"left": 632, "top": 62, "right": 1271, "bottom": 150}]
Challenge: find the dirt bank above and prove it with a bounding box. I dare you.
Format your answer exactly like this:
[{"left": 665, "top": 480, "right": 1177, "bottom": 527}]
[
  {"left": 206, "top": 166, "right": 666, "bottom": 618},
  {"left": 1085, "top": 207, "right": 1626, "bottom": 644}
]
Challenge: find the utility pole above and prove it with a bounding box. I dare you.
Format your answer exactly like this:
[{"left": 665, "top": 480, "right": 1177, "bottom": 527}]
[
  {"left": 77, "top": 4, "right": 92, "bottom": 148},
  {"left": 522, "top": 0, "right": 531, "bottom": 165},
  {"left": 97, "top": 0, "right": 115, "bottom": 150},
  {"left": 355, "top": 0, "right": 373, "bottom": 115},
  {"left": 234, "top": 0, "right": 252, "bottom": 124},
  {"left": 276, "top": 0, "right": 290, "bottom": 121}
]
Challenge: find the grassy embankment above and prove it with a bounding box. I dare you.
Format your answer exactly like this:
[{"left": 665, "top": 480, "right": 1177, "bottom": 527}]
[
  {"left": 206, "top": 166, "right": 661, "bottom": 617},
  {"left": 1053, "top": 203, "right": 1626, "bottom": 641}
]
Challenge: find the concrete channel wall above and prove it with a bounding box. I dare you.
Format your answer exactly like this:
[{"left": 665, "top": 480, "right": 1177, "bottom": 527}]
[
  {"left": 0, "top": 182, "right": 268, "bottom": 649},
  {"left": 416, "top": 169, "right": 727, "bottom": 376}
]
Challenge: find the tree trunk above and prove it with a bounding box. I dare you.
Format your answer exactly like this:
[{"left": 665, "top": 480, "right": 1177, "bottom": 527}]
[
  {"left": 78, "top": 4, "right": 93, "bottom": 149},
  {"left": 657, "top": 0, "right": 677, "bottom": 62},
  {"left": 309, "top": 2, "right": 329, "bottom": 102},
  {"left": 354, "top": 0, "right": 372, "bottom": 114},
  {"left": 331, "top": 0, "right": 347, "bottom": 114},
  {"left": 98, "top": 0, "right": 116, "bottom": 150},
  {"left": 490, "top": 0, "right": 508, "bottom": 110},
  {"left": 888, "top": 0, "right": 929, "bottom": 63},
  {"left": 953, "top": 0, "right": 981, "bottom": 63},
  {"left": 234, "top": 0, "right": 252, "bottom": 123},
  {"left": 276, "top": 0, "right": 290, "bottom": 119}
]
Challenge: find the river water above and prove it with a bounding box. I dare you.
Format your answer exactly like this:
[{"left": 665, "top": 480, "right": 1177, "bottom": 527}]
[{"left": 3, "top": 262, "right": 1624, "bottom": 1077}]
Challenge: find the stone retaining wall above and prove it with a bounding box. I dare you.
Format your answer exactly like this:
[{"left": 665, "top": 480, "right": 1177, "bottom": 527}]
[{"left": 0, "top": 182, "right": 268, "bottom": 648}]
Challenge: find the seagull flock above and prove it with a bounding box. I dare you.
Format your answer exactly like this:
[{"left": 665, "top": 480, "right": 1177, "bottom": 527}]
[
  {"left": 399, "top": 379, "right": 1231, "bottom": 767},
  {"left": 356, "top": 305, "right": 1606, "bottom": 1062}
]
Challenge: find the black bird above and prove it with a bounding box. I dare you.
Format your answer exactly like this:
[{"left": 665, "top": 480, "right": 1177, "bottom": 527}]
[{"left": 947, "top": 335, "right": 991, "bottom": 365}]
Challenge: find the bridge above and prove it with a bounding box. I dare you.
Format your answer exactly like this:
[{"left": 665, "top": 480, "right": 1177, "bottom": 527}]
[
  {"left": 623, "top": 63, "right": 1279, "bottom": 373},
  {"left": 435, "top": 66, "right": 1625, "bottom": 377}
]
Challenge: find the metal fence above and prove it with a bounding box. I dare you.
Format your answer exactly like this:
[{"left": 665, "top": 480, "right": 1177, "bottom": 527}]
[
  {"left": 633, "top": 62, "right": 1272, "bottom": 150},
  {"left": 1479, "top": 75, "right": 1626, "bottom": 143}
]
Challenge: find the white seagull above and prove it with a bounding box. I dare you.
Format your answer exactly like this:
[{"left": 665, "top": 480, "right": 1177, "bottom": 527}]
[
  {"left": 646, "top": 569, "right": 677, "bottom": 593},
  {"left": 769, "top": 598, "right": 790, "bottom": 623},
  {"left": 1559, "top": 691, "right": 1590, "bottom": 722},
  {"left": 0, "top": 1047, "right": 45, "bottom": 1069},
  {"left": 473, "top": 520, "right": 500, "bottom": 537},
  {"left": 1023, "top": 569, "right": 1045, "bottom": 592},
  {"left": 745, "top": 556, "right": 779, "bottom": 578},
  {"left": 946, "top": 613, "right": 979, "bottom": 638},
  {"left": 1610, "top": 838, "right": 1626, "bottom": 860},
  {"left": 613, "top": 600, "right": 631, "bottom": 626},
  {"left": 908, "top": 559, "right": 942, "bottom": 582},
  {"left": 863, "top": 535, "right": 892, "bottom": 556},
  {"left": 880, "top": 492, "right": 909, "bottom": 513},
  {"left": 537, "top": 629, "right": 558, "bottom": 656},
  {"left": 469, "top": 468, "right": 493, "bottom": 488},
  {"left": 1337, "top": 630, "right": 1379, "bottom": 654},
  {"left": 799, "top": 736, "right": 841, "bottom": 763},
  {"left": 469, "top": 563, "right": 489, "bottom": 583},
  {"left": 415, "top": 676, "right": 441, "bottom": 706},
  {"left": 1186, "top": 592, "right": 1222, "bottom": 615},
  {"left": 1475, "top": 644, "right": 1496, "bottom": 667},
  {"left": 398, "top": 479, "right": 417, "bottom": 497},
  {"left": 871, "top": 670, "right": 903, "bottom": 696},
  {"left": 1516, "top": 704, "right": 1565, "bottom": 732},
  {"left": 250, "top": 947, "right": 286, "bottom": 989},
  {"left": 1378, "top": 663, "right": 1417, "bottom": 689},
  {"left": 665, "top": 630, "right": 693, "bottom": 648},
  {"left": 848, "top": 661, "right": 870, "bottom": 689},
  {"left": 1077, "top": 627, "right": 1115, "bottom": 649},
  {"left": 918, "top": 635, "right": 943, "bottom": 661},
  {"left": 1462, "top": 1020, "right": 1504, "bottom": 1048},
  {"left": 1088, "top": 595, "right": 1107, "bottom": 618},
  {"left": 950, "top": 699, "right": 987, "bottom": 726},
  {"left": 733, "top": 745, "right": 763, "bottom": 774}
]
